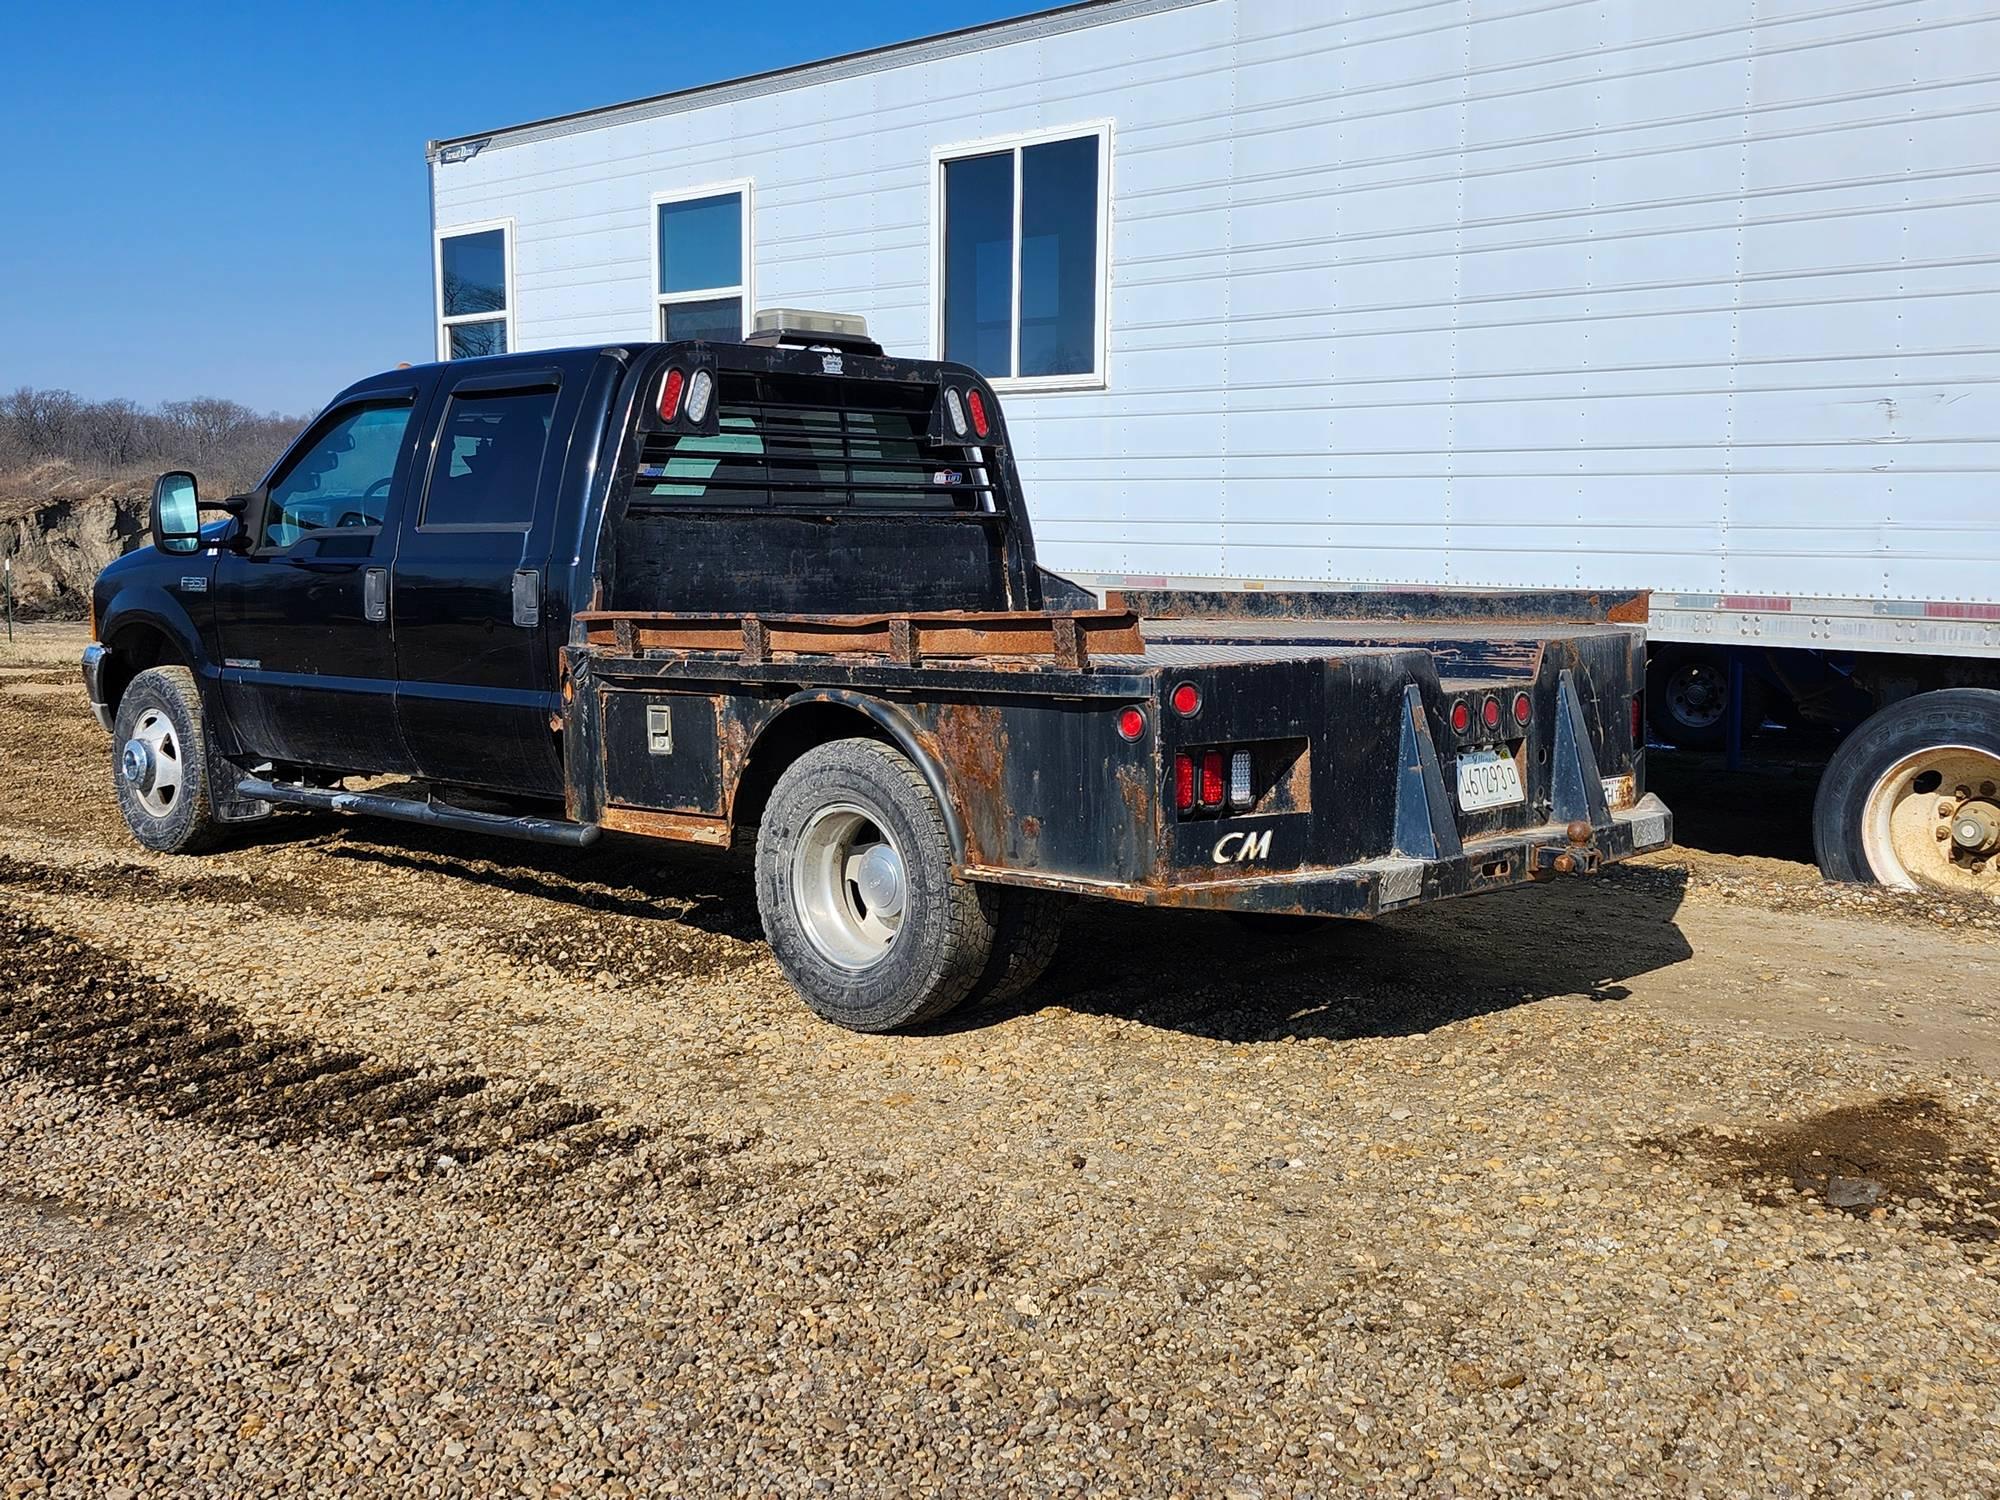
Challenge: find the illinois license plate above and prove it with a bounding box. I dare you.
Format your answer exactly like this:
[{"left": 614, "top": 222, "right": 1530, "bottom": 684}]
[{"left": 1456, "top": 750, "right": 1524, "bottom": 812}]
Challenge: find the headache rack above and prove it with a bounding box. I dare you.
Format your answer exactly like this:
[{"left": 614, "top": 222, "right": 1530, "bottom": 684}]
[{"left": 626, "top": 368, "right": 996, "bottom": 516}]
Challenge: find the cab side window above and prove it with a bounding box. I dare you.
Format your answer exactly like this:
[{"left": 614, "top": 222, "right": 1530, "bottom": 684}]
[
  {"left": 421, "top": 388, "right": 555, "bottom": 530},
  {"left": 262, "top": 402, "right": 413, "bottom": 549}
]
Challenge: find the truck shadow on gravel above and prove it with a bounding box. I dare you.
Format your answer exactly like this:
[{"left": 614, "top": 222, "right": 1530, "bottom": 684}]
[
  {"left": 976, "top": 866, "right": 1695, "bottom": 1043},
  {"left": 0, "top": 903, "right": 652, "bottom": 1186}
]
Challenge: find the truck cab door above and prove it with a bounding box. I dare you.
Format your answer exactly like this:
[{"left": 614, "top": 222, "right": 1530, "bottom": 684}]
[
  {"left": 210, "top": 389, "right": 425, "bottom": 775},
  {"left": 391, "top": 366, "right": 572, "bottom": 798}
]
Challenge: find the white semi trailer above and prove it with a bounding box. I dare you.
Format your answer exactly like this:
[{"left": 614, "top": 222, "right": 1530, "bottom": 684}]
[{"left": 426, "top": 0, "right": 2000, "bottom": 897}]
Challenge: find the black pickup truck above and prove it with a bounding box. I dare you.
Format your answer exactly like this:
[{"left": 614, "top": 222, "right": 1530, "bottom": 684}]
[{"left": 85, "top": 313, "right": 1670, "bottom": 1031}]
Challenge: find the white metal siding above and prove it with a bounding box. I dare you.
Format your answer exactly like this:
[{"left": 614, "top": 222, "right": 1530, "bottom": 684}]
[{"left": 431, "top": 0, "right": 2000, "bottom": 627}]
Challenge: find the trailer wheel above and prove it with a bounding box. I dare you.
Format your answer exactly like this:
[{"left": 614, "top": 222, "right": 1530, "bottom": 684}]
[
  {"left": 755, "top": 738, "right": 998, "bottom": 1032},
  {"left": 1647, "top": 649, "right": 1766, "bottom": 750},
  {"left": 1813, "top": 689, "right": 2000, "bottom": 898},
  {"left": 111, "top": 666, "right": 224, "bottom": 855}
]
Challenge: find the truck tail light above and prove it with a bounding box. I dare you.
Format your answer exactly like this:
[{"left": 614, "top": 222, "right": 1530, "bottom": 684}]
[
  {"left": 1482, "top": 695, "right": 1501, "bottom": 731},
  {"left": 1116, "top": 706, "right": 1147, "bottom": 741},
  {"left": 1451, "top": 699, "right": 1471, "bottom": 734},
  {"left": 1200, "top": 751, "right": 1225, "bottom": 809},
  {"left": 1229, "top": 750, "right": 1253, "bottom": 808},
  {"left": 1171, "top": 682, "right": 1201, "bottom": 716},
  {"left": 1513, "top": 691, "right": 1532, "bottom": 726},
  {"left": 966, "top": 388, "right": 991, "bottom": 439},
  {"left": 659, "top": 368, "right": 685, "bottom": 421},
  {"left": 1174, "top": 753, "right": 1195, "bottom": 812}
]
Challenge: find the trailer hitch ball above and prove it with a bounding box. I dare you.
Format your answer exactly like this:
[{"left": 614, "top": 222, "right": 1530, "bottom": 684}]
[{"left": 1566, "top": 819, "right": 1592, "bottom": 845}]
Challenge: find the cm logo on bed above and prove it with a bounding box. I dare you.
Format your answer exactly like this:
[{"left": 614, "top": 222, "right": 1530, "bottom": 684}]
[{"left": 1211, "top": 829, "right": 1273, "bottom": 865}]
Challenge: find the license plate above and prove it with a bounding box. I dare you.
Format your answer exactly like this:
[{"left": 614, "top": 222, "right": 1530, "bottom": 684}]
[{"left": 1456, "top": 750, "right": 1524, "bottom": 812}]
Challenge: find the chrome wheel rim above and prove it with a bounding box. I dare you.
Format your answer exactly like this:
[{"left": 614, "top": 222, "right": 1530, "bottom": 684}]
[
  {"left": 1860, "top": 745, "right": 2000, "bottom": 898},
  {"left": 792, "top": 803, "right": 907, "bottom": 971},
  {"left": 1664, "top": 661, "right": 1726, "bottom": 731},
  {"left": 121, "top": 708, "right": 185, "bottom": 819}
]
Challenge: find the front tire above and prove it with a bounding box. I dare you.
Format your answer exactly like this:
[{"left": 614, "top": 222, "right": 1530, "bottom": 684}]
[
  {"left": 1813, "top": 689, "right": 2000, "bottom": 898},
  {"left": 755, "top": 739, "right": 998, "bottom": 1032},
  {"left": 111, "top": 666, "right": 224, "bottom": 854}
]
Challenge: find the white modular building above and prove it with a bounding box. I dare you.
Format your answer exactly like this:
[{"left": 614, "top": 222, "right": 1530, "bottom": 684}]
[{"left": 426, "top": 0, "right": 2000, "bottom": 662}]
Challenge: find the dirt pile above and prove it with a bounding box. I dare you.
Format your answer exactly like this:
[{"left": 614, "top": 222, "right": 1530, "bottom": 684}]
[{"left": 0, "top": 463, "right": 150, "bottom": 619}]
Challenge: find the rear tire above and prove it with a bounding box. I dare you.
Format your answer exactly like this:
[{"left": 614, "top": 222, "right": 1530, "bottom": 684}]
[
  {"left": 1813, "top": 688, "right": 2000, "bottom": 899},
  {"left": 111, "top": 666, "right": 224, "bottom": 855},
  {"left": 755, "top": 739, "right": 997, "bottom": 1032},
  {"left": 966, "top": 889, "right": 1069, "bottom": 1007}
]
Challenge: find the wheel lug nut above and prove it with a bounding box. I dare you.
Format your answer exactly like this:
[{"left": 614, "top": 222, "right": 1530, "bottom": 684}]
[
  {"left": 1938, "top": 800, "right": 1957, "bottom": 818},
  {"left": 1955, "top": 785, "right": 1972, "bottom": 799},
  {"left": 1937, "top": 826, "right": 1952, "bottom": 841}
]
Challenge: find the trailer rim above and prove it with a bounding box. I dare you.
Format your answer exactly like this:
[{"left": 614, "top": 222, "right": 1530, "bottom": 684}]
[{"left": 1860, "top": 744, "right": 2000, "bottom": 897}]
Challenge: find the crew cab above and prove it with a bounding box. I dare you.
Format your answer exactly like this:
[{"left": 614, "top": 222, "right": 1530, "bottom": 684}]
[{"left": 84, "top": 312, "right": 1670, "bottom": 1031}]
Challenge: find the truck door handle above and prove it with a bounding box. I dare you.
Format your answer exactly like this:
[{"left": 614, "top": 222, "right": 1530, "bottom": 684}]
[
  {"left": 512, "top": 569, "right": 540, "bottom": 628},
  {"left": 363, "top": 567, "right": 388, "bottom": 623}
]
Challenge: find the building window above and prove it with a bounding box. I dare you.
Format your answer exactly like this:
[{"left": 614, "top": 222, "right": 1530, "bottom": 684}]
[
  {"left": 436, "top": 222, "right": 513, "bottom": 359},
  {"left": 653, "top": 184, "right": 750, "bottom": 341},
  {"left": 936, "top": 125, "right": 1108, "bottom": 387}
]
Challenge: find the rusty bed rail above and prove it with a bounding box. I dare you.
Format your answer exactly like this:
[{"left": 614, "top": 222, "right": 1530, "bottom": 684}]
[{"left": 574, "top": 601, "right": 1144, "bottom": 670}]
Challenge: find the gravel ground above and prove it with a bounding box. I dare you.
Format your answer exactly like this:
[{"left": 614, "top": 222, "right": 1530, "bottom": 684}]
[{"left": 3, "top": 621, "right": 1998, "bottom": 1497}]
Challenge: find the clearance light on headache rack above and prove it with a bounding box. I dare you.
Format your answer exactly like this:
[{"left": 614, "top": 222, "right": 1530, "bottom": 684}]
[
  {"left": 659, "top": 368, "right": 685, "bottom": 421},
  {"left": 944, "top": 387, "right": 969, "bottom": 438},
  {"left": 684, "top": 368, "right": 714, "bottom": 424},
  {"left": 966, "top": 388, "right": 991, "bottom": 439}
]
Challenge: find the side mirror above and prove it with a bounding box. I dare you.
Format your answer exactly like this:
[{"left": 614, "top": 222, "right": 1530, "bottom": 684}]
[{"left": 152, "top": 471, "right": 202, "bottom": 555}]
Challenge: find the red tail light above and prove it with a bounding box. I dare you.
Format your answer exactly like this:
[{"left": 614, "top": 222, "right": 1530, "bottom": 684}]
[
  {"left": 966, "top": 388, "right": 991, "bottom": 439},
  {"left": 659, "top": 367, "right": 686, "bottom": 421},
  {"left": 1116, "top": 706, "right": 1147, "bottom": 741},
  {"left": 1174, "top": 753, "right": 1195, "bottom": 812},
  {"left": 1482, "top": 695, "right": 1502, "bottom": 731},
  {"left": 1200, "top": 751, "right": 1225, "bottom": 808},
  {"left": 1513, "top": 691, "right": 1532, "bottom": 725},
  {"left": 1450, "top": 699, "right": 1471, "bottom": 734},
  {"left": 1171, "top": 682, "right": 1201, "bottom": 716}
]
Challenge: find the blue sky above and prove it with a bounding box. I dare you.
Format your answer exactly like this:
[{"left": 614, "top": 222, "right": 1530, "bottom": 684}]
[{"left": 0, "top": 0, "right": 1033, "bottom": 415}]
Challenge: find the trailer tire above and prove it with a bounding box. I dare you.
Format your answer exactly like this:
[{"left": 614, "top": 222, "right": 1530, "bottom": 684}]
[
  {"left": 966, "top": 889, "right": 1070, "bottom": 1008},
  {"left": 110, "top": 666, "right": 224, "bottom": 855},
  {"left": 1813, "top": 688, "right": 2000, "bottom": 898},
  {"left": 1647, "top": 648, "right": 1765, "bottom": 750},
  {"left": 756, "top": 738, "right": 998, "bottom": 1032}
]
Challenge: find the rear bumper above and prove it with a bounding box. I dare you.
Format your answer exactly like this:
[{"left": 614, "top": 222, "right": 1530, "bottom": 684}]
[
  {"left": 80, "top": 643, "right": 113, "bottom": 732},
  {"left": 963, "top": 794, "right": 1672, "bottom": 918}
]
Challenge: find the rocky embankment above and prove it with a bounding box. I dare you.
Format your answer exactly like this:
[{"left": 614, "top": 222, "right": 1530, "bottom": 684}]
[{"left": 0, "top": 464, "right": 150, "bottom": 618}]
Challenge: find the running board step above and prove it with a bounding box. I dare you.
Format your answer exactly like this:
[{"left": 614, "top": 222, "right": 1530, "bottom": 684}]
[{"left": 237, "top": 777, "right": 601, "bottom": 848}]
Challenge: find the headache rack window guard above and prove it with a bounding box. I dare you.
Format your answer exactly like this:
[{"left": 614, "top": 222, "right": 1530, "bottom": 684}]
[
  {"left": 575, "top": 605, "right": 1141, "bottom": 670},
  {"left": 632, "top": 366, "right": 991, "bottom": 513}
]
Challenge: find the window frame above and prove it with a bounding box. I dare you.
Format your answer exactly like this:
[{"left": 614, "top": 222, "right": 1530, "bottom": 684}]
[
  {"left": 253, "top": 394, "right": 417, "bottom": 555},
  {"left": 417, "top": 370, "right": 563, "bottom": 534},
  {"left": 434, "top": 217, "right": 516, "bottom": 361},
  {"left": 649, "top": 180, "right": 754, "bottom": 342},
  {"left": 930, "top": 120, "right": 1112, "bottom": 394}
]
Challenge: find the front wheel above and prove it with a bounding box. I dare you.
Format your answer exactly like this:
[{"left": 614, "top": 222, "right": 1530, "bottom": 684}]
[
  {"left": 1813, "top": 688, "right": 2000, "bottom": 899},
  {"left": 755, "top": 739, "right": 998, "bottom": 1031},
  {"left": 111, "top": 666, "right": 224, "bottom": 854}
]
